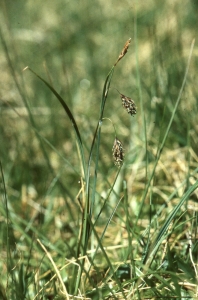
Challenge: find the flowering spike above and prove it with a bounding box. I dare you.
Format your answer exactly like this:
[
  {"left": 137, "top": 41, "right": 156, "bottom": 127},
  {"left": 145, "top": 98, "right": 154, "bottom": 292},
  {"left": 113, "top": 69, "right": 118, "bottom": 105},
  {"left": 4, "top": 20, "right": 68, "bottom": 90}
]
[
  {"left": 112, "top": 138, "right": 124, "bottom": 167},
  {"left": 115, "top": 89, "right": 137, "bottom": 116},
  {"left": 114, "top": 38, "right": 131, "bottom": 66},
  {"left": 120, "top": 93, "right": 137, "bottom": 116}
]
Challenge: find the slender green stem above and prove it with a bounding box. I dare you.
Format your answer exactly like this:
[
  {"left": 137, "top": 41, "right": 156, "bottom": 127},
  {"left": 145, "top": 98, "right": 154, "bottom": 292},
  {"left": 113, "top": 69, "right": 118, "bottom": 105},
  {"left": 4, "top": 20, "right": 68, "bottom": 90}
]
[{"left": 135, "top": 39, "right": 195, "bottom": 224}]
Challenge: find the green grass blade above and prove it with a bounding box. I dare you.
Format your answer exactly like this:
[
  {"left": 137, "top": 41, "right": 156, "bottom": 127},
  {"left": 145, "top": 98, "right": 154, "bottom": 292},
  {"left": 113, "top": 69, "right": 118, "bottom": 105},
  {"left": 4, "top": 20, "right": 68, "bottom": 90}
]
[
  {"left": 88, "top": 213, "right": 127, "bottom": 299},
  {"left": 144, "top": 180, "right": 198, "bottom": 265},
  {"left": 0, "top": 30, "right": 72, "bottom": 199},
  {"left": 141, "top": 166, "right": 198, "bottom": 242},
  {"left": 75, "top": 66, "right": 115, "bottom": 294},
  {"left": 87, "top": 66, "right": 115, "bottom": 215},
  {"left": 136, "top": 39, "right": 195, "bottom": 222},
  {"left": 24, "top": 66, "right": 86, "bottom": 181},
  {"left": 0, "top": 161, "right": 12, "bottom": 290}
]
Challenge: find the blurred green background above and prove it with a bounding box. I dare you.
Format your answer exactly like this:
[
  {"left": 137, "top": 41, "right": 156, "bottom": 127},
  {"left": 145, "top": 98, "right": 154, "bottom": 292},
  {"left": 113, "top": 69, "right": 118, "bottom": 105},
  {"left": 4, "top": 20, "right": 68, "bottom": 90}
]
[{"left": 0, "top": 0, "right": 198, "bottom": 210}]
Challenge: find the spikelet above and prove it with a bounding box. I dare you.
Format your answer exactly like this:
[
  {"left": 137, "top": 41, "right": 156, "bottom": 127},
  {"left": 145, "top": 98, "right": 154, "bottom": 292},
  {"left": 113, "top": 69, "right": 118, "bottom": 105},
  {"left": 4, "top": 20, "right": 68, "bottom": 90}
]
[
  {"left": 114, "top": 38, "right": 131, "bottom": 66},
  {"left": 120, "top": 93, "right": 137, "bottom": 116},
  {"left": 112, "top": 138, "right": 124, "bottom": 167},
  {"left": 115, "top": 89, "right": 137, "bottom": 116}
]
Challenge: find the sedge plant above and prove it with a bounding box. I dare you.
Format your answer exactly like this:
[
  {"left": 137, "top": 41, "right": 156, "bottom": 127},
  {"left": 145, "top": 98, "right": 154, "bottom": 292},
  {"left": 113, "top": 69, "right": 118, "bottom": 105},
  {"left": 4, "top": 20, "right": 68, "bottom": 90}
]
[{"left": 1, "top": 18, "right": 198, "bottom": 299}]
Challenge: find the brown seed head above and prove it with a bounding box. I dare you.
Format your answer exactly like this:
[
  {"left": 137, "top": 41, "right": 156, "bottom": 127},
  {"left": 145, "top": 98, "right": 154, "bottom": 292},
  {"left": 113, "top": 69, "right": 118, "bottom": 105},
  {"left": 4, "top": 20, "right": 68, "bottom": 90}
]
[
  {"left": 120, "top": 93, "right": 137, "bottom": 116},
  {"left": 112, "top": 138, "right": 124, "bottom": 167},
  {"left": 114, "top": 38, "right": 131, "bottom": 66}
]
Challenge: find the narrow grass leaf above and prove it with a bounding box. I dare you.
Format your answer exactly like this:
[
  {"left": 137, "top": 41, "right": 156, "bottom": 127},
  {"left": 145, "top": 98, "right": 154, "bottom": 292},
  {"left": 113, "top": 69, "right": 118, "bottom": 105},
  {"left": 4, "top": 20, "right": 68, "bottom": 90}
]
[
  {"left": 0, "top": 31, "right": 67, "bottom": 199},
  {"left": 144, "top": 180, "right": 198, "bottom": 266},
  {"left": 136, "top": 39, "right": 195, "bottom": 222},
  {"left": 24, "top": 66, "right": 86, "bottom": 181}
]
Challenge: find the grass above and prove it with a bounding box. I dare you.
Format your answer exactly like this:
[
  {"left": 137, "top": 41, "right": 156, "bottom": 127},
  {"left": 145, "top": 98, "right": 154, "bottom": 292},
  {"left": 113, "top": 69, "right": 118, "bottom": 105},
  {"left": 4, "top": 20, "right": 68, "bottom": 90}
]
[{"left": 0, "top": 0, "right": 198, "bottom": 299}]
